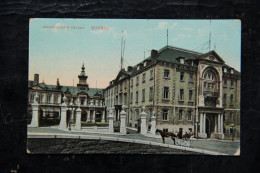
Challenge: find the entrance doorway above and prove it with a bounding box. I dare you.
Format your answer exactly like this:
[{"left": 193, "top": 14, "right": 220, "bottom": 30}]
[
  {"left": 205, "top": 114, "right": 216, "bottom": 138},
  {"left": 95, "top": 111, "right": 102, "bottom": 122}
]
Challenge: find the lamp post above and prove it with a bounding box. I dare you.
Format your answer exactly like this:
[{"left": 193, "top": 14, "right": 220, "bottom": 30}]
[
  {"left": 230, "top": 123, "right": 235, "bottom": 141},
  {"left": 196, "top": 120, "right": 200, "bottom": 139}
]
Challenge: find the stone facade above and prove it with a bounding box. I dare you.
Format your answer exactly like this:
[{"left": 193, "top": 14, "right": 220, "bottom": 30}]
[
  {"left": 104, "top": 46, "right": 240, "bottom": 139},
  {"left": 28, "top": 64, "right": 106, "bottom": 128}
]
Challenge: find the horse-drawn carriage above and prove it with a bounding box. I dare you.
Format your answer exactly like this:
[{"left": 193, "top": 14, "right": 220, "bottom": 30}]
[{"left": 155, "top": 129, "right": 193, "bottom": 147}]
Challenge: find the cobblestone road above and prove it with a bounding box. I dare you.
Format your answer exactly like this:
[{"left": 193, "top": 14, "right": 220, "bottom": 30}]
[{"left": 28, "top": 127, "right": 240, "bottom": 155}]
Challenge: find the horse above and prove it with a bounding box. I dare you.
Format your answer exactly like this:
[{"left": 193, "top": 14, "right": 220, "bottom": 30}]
[{"left": 155, "top": 129, "right": 177, "bottom": 144}]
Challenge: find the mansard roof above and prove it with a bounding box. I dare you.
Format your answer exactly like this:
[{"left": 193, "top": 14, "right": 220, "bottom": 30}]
[{"left": 30, "top": 83, "right": 104, "bottom": 97}]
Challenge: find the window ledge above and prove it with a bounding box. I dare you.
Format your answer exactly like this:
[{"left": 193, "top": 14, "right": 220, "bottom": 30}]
[
  {"left": 162, "top": 120, "right": 169, "bottom": 122},
  {"left": 188, "top": 81, "right": 194, "bottom": 83},
  {"left": 180, "top": 80, "right": 185, "bottom": 82},
  {"left": 162, "top": 98, "right": 170, "bottom": 101},
  {"left": 163, "top": 77, "right": 170, "bottom": 80},
  {"left": 188, "top": 101, "right": 194, "bottom": 103},
  {"left": 178, "top": 100, "right": 184, "bottom": 102}
]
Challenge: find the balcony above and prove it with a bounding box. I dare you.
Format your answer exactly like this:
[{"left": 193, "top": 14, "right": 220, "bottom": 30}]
[{"left": 203, "top": 90, "right": 218, "bottom": 97}]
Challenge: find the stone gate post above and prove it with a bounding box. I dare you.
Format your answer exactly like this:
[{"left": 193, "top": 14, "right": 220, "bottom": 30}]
[
  {"left": 108, "top": 109, "right": 114, "bottom": 133},
  {"left": 75, "top": 107, "right": 82, "bottom": 131},
  {"left": 120, "top": 105, "right": 126, "bottom": 134},
  {"left": 59, "top": 96, "right": 68, "bottom": 130},
  {"left": 30, "top": 93, "right": 39, "bottom": 127},
  {"left": 150, "top": 111, "right": 156, "bottom": 135},
  {"left": 140, "top": 106, "right": 147, "bottom": 135}
]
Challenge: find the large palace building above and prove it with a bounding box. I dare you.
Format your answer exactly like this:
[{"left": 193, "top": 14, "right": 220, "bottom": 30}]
[
  {"left": 104, "top": 45, "right": 240, "bottom": 139},
  {"left": 28, "top": 64, "right": 105, "bottom": 125}
]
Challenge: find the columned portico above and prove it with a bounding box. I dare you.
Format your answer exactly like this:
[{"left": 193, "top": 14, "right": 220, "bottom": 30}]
[
  {"left": 198, "top": 112, "right": 207, "bottom": 138},
  {"left": 198, "top": 108, "right": 224, "bottom": 139}
]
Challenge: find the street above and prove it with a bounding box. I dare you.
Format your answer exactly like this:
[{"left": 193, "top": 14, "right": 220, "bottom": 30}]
[{"left": 28, "top": 127, "right": 240, "bottom": 155}]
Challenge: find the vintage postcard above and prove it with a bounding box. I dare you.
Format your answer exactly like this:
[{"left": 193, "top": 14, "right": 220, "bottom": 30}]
[{"left": 27, "top": 19, "right": 241, "bottom": 155}]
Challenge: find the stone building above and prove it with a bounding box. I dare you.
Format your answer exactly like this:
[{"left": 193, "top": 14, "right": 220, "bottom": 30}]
[
  {"left": 104, "top": 45, "right": 240, "bottom": 139},
  {"left": 28, "top": 64, "right": 105, "bottom": 127}
]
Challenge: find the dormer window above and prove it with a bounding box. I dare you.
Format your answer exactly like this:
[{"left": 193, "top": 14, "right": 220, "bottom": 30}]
[
  {"left": 144, "top": 62, "right": 147, "bottom": 67},
  {"left": 137, "top": 66, "right": 140, "bottom": 70},
  {"left": 180, "top": 58, "right": 185, "bottom": 64},
  {"left": 231, "top": 69, "right": 234, "bottom": 74},
  {"left": 224, "top": 68, "right": 227, "bottom": 73},
  {"left": 191, "top": 61, "right": 194, "bottom": 66}
]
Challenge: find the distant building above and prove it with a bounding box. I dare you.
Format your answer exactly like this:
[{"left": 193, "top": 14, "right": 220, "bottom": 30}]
[
  {"left": 104, "top": 45, "right": 240, "bottom": 139},
  {"left": 28, "top": 64, "right": 105, "bottom": 126}
]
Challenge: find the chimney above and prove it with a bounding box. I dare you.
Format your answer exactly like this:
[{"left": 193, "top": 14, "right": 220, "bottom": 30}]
[
  {"left": 33, "top": 74, "right": 39, "bottom": 86},
  {"left": 57, "top": 78, "right": 60, "bottom": 87},
  {"left": 127, "top": 66, "right": 133, "bottom": 72},
  {"left": 151, "top": 49, "right": 158, "bottom": 58}
]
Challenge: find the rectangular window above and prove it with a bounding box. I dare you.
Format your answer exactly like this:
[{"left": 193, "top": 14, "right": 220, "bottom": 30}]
[
  {"left": 120, "top": 83, "right": 122, "bottom": 91},
  {"left": 163, "top": 87, "right": 169, "bottom": 100},
  {"left": 136, "top": 76, "right": 139, "bottom": 86},
  {"left": 142, "top": 73, "right": 146, "bottom": 83},
  {"left": 164, "top": 69, "right": 169, "bottom": 78},
  {"left": 125, "top": 81, "right": 127, "bottom": 89},
  {"left": 223, "top": 94, "right": 226, "bottom": 105},
  {"left": 180, "top": 72, "right": 184, "bottom": 81},
  {"left": 162, "top": 109, "right": 168, "bottom": 120},
  {"left": 131, "top": 79, "right": 133, "bottom": 87},
  {"left": 180, "top": 58, "right": 184, "bottom": 64},
  {"left": 31, "top": 93, "right": 35, "bottom": 103},
  {"left": 54, "top": 95, "right": 58, "bottom": 103},
  {"left": 189, "top": 90, "right": 193, "bottom": 101},
  {"left": 149, "top": 87, "right": 153, "bottom": 101},
  {"left": 230, "top": 113, "right": 234, "bottom": 122},
  {"left": 136, "top": 91, "right": 138, "bottom": 103},
  {"left": 189, "top": 74, "right": 193, "bottom": 82},
  {"left": 142, "top": 89, "right": 145, "bottom": 102},
  {"left": 47, "top": 94, "right": 51, "bottom": 104},
  {"left": 150, "top": 69, "right": 154, "bottom": 80},
  {"left": 130, "top": 92, "right": 133, "bottom": 103},
  {"left": 179, "top": 109, "right": 183, "bottom": 120},
  {"left": 230, "top": 80, "right": 234, "bottom": 89},
  {"left": 179, "top": 89, "right": 184, "bottom": 101},
  {"left": 119, "top": 93, "right": 122, "bottom": 104},
  {"left": 124, "top": 93, "right": 127, "bottom": 105},
  {"left": 38, "top": 94, "right": 43, "bottom": 103},
  {"left": 230, "top": 94, "right": 233, "bottom": 105},
  {"left": 187, "top": 109, "right": 192, "bottom": 121},
  {"left": 223, "top": 79, "right": 227, "bottom": 88}
]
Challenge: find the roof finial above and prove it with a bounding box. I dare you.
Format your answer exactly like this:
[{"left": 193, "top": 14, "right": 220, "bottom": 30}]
[
  {"left": 82, "top": 62, "right": 85, "bottom": 71},
  {"left": 167, "top": 29, "right": 168, "bottom": 47},
  {"left": 209, "top": 20, "right": 212, "bottom": 52}
]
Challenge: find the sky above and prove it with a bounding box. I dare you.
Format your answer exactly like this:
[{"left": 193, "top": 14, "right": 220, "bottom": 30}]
[{"left": 29, "top": 19, "right": 241, "bottom": 88}]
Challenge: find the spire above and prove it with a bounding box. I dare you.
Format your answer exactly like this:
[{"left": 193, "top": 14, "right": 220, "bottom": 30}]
[{"left": 81, "top": 62, "right": 85, "bottom": 72}]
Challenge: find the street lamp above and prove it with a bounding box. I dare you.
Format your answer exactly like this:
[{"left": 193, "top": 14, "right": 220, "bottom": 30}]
[
  {"left": 196, "top": 120, "right": 200, "bottom": 139},
  {"left": 230, "top": 123, "right": 235, "bottom": 141}
]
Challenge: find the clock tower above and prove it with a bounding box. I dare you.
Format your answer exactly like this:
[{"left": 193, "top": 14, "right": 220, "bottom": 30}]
[{"left": 77, "top": 63, "right": 89, "bottom": 92}]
